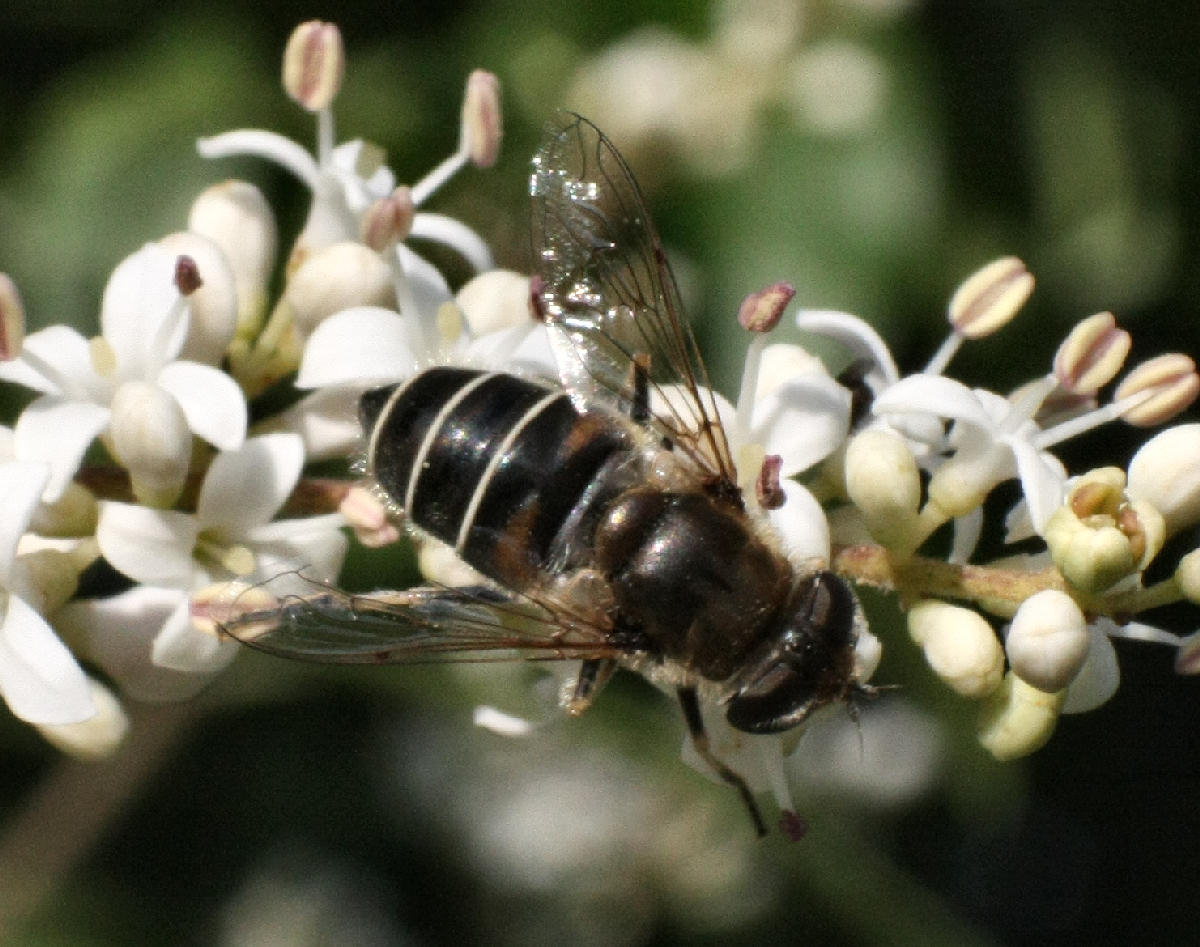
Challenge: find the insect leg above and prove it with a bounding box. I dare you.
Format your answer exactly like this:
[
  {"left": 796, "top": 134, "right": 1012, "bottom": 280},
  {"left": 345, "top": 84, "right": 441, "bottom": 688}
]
[
  {"left": 565, "top": 658, "right": 618, "bottom": 715},
  {"left": 676, "top": 686, "right": 767, "bottom": 838}
]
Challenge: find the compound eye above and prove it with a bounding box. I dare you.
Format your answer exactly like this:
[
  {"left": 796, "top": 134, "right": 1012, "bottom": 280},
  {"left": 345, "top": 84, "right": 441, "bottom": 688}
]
[
  {"left": 723, "top": 571, "right": 859, "bottom": 734},
  {"left": 724, "top": 659, "right": 819, "bottom": 734}
]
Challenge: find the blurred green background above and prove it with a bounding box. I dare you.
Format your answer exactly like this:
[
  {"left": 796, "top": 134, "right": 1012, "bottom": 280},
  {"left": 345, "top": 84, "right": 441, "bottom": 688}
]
[{"left": 1, "top": 1, "right": 1198, "bottom": 944}]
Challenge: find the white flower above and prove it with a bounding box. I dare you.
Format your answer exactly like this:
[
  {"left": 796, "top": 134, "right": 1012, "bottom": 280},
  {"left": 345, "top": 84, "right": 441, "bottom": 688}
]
[
  {"left": 197, "top": 71, "right": 494, "bottom": 303},
  {"left": 0, "top": 244, "right": 246, "bottom": 504},
  {"left": 86, "top": 433, "right": 347, "bottom": 675},
  {"left": 873, "top": 375, "right": 1068, "bottom": 533},
  {"left": 0, "top": 461, "right": 94, "bottom": 724}
]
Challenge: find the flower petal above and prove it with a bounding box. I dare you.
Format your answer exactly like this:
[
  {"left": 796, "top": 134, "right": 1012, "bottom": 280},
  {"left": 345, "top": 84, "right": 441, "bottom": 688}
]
[
  {"left": 1061, "top": 624, "right": 1120, "bottom": 713},
  {"left": 752, "top": 373, "right": 850, "bottom": 476},
  {"left": 873, "top": 374, "right": 993, "bottom": 428},
  {"left": 57, "top": 587, "right": 215, "bottom": 701},
  {"left": 101, "top": 243, "right": 187, "bottom": 375},
  {"left": 767, "top": 480, "right": 831, "bottom": 563},
  {"left": 197, "top": 129, "right": 322, "bottom": 190},
  {"left": 0, "top": 594, "right": 94, "bottom": 724},
  {"left": 0, "top": 461, "right": 50, "bottom": 582},
  {"left": 0, "top": 325, "right": 98, "bottom": 397},
  {"left": 96, "top": 501, "right": 199, "bottom": 587},
  {"left": 296, "top": 306, "right": 422, "bottom": 388},
  {"left": 156, "top": 360, "right": 247, "bottom": 450},
  {"left": 35, "top": 676, "right": 129, "bottom": 758},
  {"left": 795, "top": 308, "right": 900, "bottom": 387},
  {"left": 197, "top": 433, "right": 304, "bottom": 534},
  {"left": 14, "top": 395, "right": 111, "bottom": 501},
  {"left": 410, "top": 212, "right": 495, "bottom": 273},
  {"left": 256, "top": 386, "right": 363, "bottom": 460},
  {"left": 246, "top": 513, "right": 349, "bottom": 583},
  {"left": 1008, "top": 438, "right": 1066, "bottom": 535},
  {"left": 151, "top": 594, "right": 239, "bottom": 673}
]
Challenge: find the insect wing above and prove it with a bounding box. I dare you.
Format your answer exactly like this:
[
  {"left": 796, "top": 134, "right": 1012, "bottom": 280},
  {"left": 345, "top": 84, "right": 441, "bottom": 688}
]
[
  {"left": 216, "top": 583, "right": 622, "bottom": 665},
  {"left": 530, "top": 113, "right": 738, "bottom": 485}
]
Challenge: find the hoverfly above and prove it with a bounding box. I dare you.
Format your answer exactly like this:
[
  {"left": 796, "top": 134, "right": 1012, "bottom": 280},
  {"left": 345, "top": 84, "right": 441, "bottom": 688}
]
[{"left": 221, "top": 114, "right": 868, "bottom": 837}]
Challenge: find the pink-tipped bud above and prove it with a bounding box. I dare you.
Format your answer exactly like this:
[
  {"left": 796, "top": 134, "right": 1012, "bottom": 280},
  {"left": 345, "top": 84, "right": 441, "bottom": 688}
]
[
  {"left": 947, "top": 256, "right": 1034, "bottom": 339},
  {"left": 1054, "top": 311, "right": 1131, "bottom": 396},
  {"left": 737, "top": 281, "right": 795, "bottom": 334},
  {"left": 1114, "top": 354, "right": 1200, "bottom": 427},
  {"left": 0, "top": 273, "right": 25, "bottom": 361},
  {"left": 174, "top": 255, "right": 203, "bottom": 296},
  {"left": 360, "top": 186, "right": 415, "bottom": 252},
  {"left": 282, "top": 20, "right": 345, "bottom": 112},
  {"left": 460, "top": 70, "right": 502, "bottom": 168}
]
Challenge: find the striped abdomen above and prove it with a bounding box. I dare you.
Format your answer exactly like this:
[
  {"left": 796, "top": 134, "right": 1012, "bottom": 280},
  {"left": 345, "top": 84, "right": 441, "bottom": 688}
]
[{"left": 360, "top": 367, "right": 636, "bottom": 591}]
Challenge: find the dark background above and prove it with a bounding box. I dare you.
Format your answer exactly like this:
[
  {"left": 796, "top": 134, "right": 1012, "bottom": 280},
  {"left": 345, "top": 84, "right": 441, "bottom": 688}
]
[{"left": 1, "top": 1, "right": 1197, "bottom": 943}]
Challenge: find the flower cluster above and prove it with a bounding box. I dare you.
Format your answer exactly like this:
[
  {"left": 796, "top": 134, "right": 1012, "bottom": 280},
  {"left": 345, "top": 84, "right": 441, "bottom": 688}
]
[
  {"left": 0, "top": 21, "right": 506, "bottom": 754},
  {"left": 1, "top": 20, "right": 1198, "bottom": 836}
]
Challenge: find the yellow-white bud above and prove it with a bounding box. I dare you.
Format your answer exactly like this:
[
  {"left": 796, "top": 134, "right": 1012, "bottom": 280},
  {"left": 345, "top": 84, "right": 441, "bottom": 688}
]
[
  {"left": 1127, "top": 424, "right": 1200, "bottom": 535},
  {"left": 35, "top": 678, "right": 127, "bottom": 760},
  {"left": 109, "top": 381, "right": 192, "bottom": 508},
  {"left": 188, "top": 180, "right": 278, "bottom": 326},
  {"left": 977, "top": 671, "right": 1065, "bottom": 760},
  {"left": 283, "top": 241, "right": 395, "bottom": 337},
  {"left": 455, "top": 269, "right": 533, "bottom": 335},
  {"left": 158, "top": 232, "right": 239, "bottom": 365},
  {"left": 844, "top": 428, "right": 922, "bottom": 550},
  {"left": 1004, "top": 590, "right": 1088, "bottom": 693},
  {"left": 1044, "top": 468, "right": 1164, "bottom": 592},
  {"left": 908, "top": 600, "right": 1004, "bottom": 698}
]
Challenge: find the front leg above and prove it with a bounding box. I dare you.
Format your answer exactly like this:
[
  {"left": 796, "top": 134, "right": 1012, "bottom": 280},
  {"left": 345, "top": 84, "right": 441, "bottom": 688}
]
[{"left": 676, "top": 685, "right": 767, "bottom": 838}]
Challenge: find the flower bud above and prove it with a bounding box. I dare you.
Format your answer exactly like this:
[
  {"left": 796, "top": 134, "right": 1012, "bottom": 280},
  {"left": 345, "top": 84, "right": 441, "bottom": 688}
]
[
  {"left": 977, "top": 671, "right": 1065, "bottom": 760},
  {"left": 283, "top": 241, "right": 395, "bottom": 337},
  {"left": 737, "top": 281, "right": 795, "bottom": 334},
  {"left": 460, "top": 69, "right": 502, "bottom": 168},
  {"left": 35, "top": 677, "right": 126, "bottom": 759},
  {"left": 844, "top": 428, "right": 922, "bottom": 551},
  {"left": 1127, "top": 424, "right": 1200, "bottom": 535},
  {"left": 1043, "top": 468, "right": 1164, "bottom": 592},
  {"left": 1176, "top": 549, "right": 1200, "bottom": 605},
  {"left": 282, "top": 20, "right": 345, "bottom": 112},
  {"left": 947, "top": 256, "right": 1033, "bottom": 339},
  {"left": 109, "top": 381, "right": 192, "bottom": 508},
  {"left": 1053, "top": 311, "right": 1130, "bottom": 396},
  {"left": 158, "top": 232, "right": 239, "bottom": 365},
  {"left": 908, "top": 600, "right": 1004, "bottom": 698},
  {"left": 456, "top": 269, "right": 534, "bottom": 335},
  {"left": 1114, "top": 354, "right": 1200, "bottom": 427},
  {"left": 1004, "top": 590, "right": 1088, "bottom": 693},
  {"left": 188, "top": 180, "right": 278, "bottom": 326},
  {"left": 0, "top": 272, "right": 26, "bottom": 360}
]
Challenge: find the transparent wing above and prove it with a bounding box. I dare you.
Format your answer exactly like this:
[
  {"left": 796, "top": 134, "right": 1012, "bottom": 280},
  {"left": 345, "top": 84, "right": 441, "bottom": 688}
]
[
  {"left": 530, "top": 112, "right": 738, "bottom": 487},
  {"left": 209, "top": 579, "right": 624, "bottom": 665}
]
